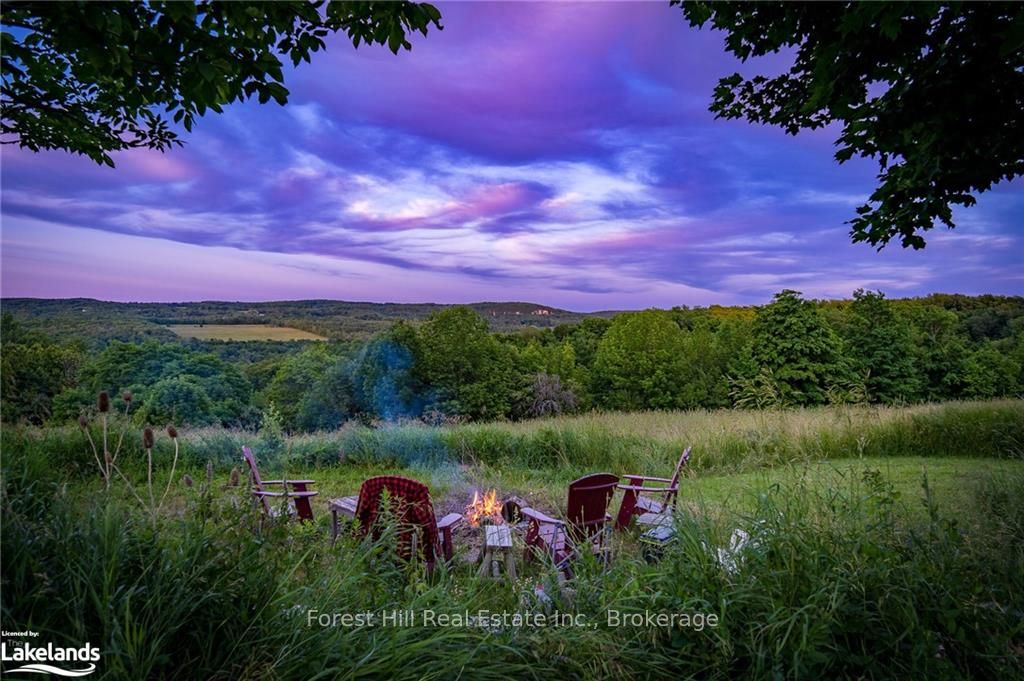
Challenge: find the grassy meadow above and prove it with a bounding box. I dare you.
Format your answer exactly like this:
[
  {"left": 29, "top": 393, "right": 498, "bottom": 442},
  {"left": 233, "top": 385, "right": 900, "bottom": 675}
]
[
  {"left": 166, "top": 324, "right": 328, "bottom": 341},
  {"left": 3, "top": 400, "right": 1023, "bottom": 679}
]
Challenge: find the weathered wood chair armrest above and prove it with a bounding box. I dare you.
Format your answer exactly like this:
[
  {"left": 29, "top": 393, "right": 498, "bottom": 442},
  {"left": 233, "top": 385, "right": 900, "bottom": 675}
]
[
  {"left": 253, "top": 490, "right": 319, "bottom": 498},
  {"left": 521, "top": 507, "right": 565, "bottom": 525},
  {"left": 437, "top": 513, "right": 464, "bottom": 562},
  {"left": 437, "top": 513, "right": 464, "bottom": 530},
  {"left": 617, "top": 484, "right": 674, "bottom": 493},
  {"left": 330, "top": 496, "right": 358, "bottom": 518},
  {"left": 620, "top": 475, "right": 673, "bottom": 484}
]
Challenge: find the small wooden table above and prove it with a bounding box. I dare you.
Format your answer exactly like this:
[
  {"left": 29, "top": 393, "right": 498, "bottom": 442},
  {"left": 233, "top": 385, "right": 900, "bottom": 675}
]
[{"left": 477, "top": 524, "right": 517, "bottom": 580}]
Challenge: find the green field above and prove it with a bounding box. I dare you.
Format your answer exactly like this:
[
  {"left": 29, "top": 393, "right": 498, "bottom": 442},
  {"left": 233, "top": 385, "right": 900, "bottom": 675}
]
[{"left": 166, "top": 323, "right": 326, "bottom": 341}]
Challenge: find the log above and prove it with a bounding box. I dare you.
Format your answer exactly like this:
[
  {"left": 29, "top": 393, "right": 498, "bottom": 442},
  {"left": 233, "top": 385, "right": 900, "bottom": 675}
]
[{"left": 502, "top": 496, "right": 528, "bottom": 524}]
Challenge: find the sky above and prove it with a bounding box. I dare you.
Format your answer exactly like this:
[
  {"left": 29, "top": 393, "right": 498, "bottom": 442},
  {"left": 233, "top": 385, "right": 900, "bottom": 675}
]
[{"left": 1, "top": 2, "right": 1021, "bottom": 311}]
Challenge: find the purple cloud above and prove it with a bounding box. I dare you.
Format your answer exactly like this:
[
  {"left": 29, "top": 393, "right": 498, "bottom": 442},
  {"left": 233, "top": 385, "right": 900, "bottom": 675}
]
[{"left": 1, "top": 2, "right": 1021, "bottom": 310}]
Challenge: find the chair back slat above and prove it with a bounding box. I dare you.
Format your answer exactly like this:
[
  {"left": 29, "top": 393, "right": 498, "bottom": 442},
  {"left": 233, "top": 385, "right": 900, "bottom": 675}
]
[
  {"left": 242, "top": 446, "right": 271, "bottom": 514},
  {"left": 666, "top": 446, "right": 692, "bottom": 507},
  {"left": 565, "top": 473, "right": 618, "bottom": 540}
]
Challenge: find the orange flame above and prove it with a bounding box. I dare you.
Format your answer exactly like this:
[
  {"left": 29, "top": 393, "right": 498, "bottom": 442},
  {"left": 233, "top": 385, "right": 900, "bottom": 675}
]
[{"left": 466, "top": 489, "right": 503, "bottom": 527}]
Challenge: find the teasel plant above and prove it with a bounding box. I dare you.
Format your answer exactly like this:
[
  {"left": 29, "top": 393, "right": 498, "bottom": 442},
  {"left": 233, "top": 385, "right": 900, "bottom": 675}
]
[
  {"left": 76, "top": 393, "right": 181, "bottom": 523},
  {"left": 102, "top": 423, "right": 187, "bottom": 527},
  {"left": 161, "top": 425, "right": 180, "bottom": 508},
  {"left": 79, "top": 390, "right": 134, "bottom": 489},
  {"left": 143, "top": 427, "right": 156, "bottom": 510}
]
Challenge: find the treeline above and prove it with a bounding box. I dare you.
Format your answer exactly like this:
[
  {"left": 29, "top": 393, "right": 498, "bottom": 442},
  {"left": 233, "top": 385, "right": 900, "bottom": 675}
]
[
  {"left": 2, "top": 290, "right": 1022, "bottom": 431},
  {"left": 0, "top": 298, "right": 588, "bottom": 344}
]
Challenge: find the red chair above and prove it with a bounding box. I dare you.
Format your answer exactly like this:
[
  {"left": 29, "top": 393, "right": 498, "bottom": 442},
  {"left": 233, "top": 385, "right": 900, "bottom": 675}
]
[
  {"left": 242, "top": 446, "right": 318, "bottom": 522},
  {"left": 522, "top": 473, "right": 619, "bottom": 577},
  {"left": 615, "top": 447, "right": 691, "bottom": 529},
  {"left": 350, "top": 476, "right": 463, "bottom": 572}
]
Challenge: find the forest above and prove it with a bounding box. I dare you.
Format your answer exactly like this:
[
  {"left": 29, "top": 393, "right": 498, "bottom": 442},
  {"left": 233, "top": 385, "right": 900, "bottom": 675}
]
[{"left": 3, "top": 290, "right": 1022, "bottom": 433}]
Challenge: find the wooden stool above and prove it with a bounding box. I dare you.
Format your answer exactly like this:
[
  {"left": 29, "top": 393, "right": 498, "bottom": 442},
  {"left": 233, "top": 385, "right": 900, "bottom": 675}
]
[{"left": 477, "top": 524, "right": 516, "bottom": 580}]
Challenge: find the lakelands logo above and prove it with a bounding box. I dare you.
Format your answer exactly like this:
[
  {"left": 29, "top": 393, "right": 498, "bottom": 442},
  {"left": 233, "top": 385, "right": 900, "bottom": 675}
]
[{"left": 1, "top": 632, "right": 100, "bottom": 677}]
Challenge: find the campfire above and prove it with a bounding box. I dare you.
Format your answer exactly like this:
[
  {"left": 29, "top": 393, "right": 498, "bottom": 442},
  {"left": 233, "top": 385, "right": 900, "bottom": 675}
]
[
  {"left": 466, "top": 489, "right": 503, "bottom": 527},
  {"left": 465, "top": 488, "right": 521, "bottom": 581}
]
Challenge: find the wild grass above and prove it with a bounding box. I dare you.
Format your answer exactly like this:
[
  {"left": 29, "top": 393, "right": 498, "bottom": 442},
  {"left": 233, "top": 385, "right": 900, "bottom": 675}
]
[
  {"left": 4, "top": 400, "right": 1023, "bottom": 679},
  {"left": 450, "top": 399, "right": 1024, "bottom": 472},
  {"left": 3, "top": 441, "right": 1022, "bottom": 679},
  {"left": 7, "top": 400, "right": 1021, "bottom": 480}
]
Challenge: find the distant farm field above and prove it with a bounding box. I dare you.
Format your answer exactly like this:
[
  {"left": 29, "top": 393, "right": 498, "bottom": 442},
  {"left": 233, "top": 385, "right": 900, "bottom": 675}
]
[{"left": 166, "top": 324, "right": 326, "bottom": 341}]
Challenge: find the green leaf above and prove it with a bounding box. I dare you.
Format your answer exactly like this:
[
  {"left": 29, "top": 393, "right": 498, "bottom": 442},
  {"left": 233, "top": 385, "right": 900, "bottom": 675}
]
[
  {"left": 266, "top": 82, "right": 289, "bottom": 105},
  {"left": 388, "top": 30, "right": 403, "bottom": 54}
]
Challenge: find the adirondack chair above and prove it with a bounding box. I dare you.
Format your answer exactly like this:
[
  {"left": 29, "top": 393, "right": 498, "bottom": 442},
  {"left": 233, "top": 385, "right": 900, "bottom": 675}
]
[
  {"left": 241, "top": 446, "right": 318, "bottom": 522},
  {"left": 615, "top": 447, "right": 691, "bottom": 529},
  {"left": 349, "top": 476, "right": 463, "bottom": 571},
  {"left": 521, "top": 473, "right": 619, "bottom": 577}
]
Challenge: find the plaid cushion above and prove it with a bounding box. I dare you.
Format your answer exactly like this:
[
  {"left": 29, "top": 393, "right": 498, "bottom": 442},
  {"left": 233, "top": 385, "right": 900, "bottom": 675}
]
[{"left": 354, "top": 476, "right": 440, "bottom": 565}]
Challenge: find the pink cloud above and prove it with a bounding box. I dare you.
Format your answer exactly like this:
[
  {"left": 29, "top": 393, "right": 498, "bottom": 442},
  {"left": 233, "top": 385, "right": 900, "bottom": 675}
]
[{"left": 111, "top": 147, "right": 197, "bottom": 182}]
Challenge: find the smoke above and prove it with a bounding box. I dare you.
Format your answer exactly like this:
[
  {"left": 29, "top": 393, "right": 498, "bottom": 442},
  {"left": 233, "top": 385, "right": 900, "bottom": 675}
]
[
  {"left": 341, "top": 338, "right": 469, "bottom": 489},
  {"left": 348, "top": 337, "right": 439, "bottom": 422}
]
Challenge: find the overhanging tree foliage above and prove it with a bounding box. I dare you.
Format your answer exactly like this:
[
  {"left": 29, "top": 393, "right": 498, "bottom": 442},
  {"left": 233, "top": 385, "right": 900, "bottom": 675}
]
[
  {"left": 677, "top": 1, "right": 1024, "bottom": 249},
  {"left": 0, "top": 1, "right": 442, "bottom": 165}
]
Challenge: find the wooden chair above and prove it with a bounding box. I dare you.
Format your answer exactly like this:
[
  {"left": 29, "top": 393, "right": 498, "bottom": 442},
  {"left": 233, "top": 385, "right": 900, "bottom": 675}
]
[
  {"left": 330, "top": 493, "right": 358, "bottom": 533},
  {"left": 241, "top": 446, "right": 318, "bottom": 522},
  {"left": 615, "top": 447, "right": 691, "bottom": 529},
  {"left": 346, "top": 476, "right": 463, "bottom": 572},
  {"left": 330, "top": 484, "right": 452, "bottom": 545},
  {"left": 522, "top": 473, "right": 619, "bottom": 577}
]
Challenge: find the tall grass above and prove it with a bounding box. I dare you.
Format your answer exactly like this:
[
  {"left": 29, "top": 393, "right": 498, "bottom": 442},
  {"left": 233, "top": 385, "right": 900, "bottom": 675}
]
[
  {"left": 6, "top": 400, "right": 1020, "bottom": 479},
  {"left": 3, "top": 439, "right": 1022, "bottom": 679},
  {"left": 452, "top": 399, "right": 1024, "bottom": 472}
]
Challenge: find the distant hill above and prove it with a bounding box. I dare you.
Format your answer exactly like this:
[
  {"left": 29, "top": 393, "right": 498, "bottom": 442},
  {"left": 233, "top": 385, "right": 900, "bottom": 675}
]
[
  {"left": 0, "top": 298, "right": 606, "bottom": 343},
  {"left": 4, "top": 293, "right": 1019, "bottom": 346}
]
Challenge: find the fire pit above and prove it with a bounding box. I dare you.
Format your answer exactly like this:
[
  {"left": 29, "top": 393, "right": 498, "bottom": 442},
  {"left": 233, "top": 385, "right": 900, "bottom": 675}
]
[{"left": 466, "top": 489, "right": 518, "bottom": 580}]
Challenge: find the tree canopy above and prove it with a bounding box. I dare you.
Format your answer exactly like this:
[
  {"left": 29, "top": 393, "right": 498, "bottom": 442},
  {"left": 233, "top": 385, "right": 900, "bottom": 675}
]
[
  {"left": 3, "top": 293, "right": 1023, "bottom": 428},
  {"left": 418, "top": 307, "right": 515, "bottom": 420},
  {"left": 592, "top": 310, "right": 690, "bottom": 411},
  {"left": 744, "top": 290, "right": 849, "bottom": 406},
  {"left": 841, "top": 289, "right": 919, "bottom": 403},
  {"left": 1, "top": 1, "right": 442, "bottom": 165},
  {"left": 678, "top": 1, "right": 1024, "bottom": 249}
]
